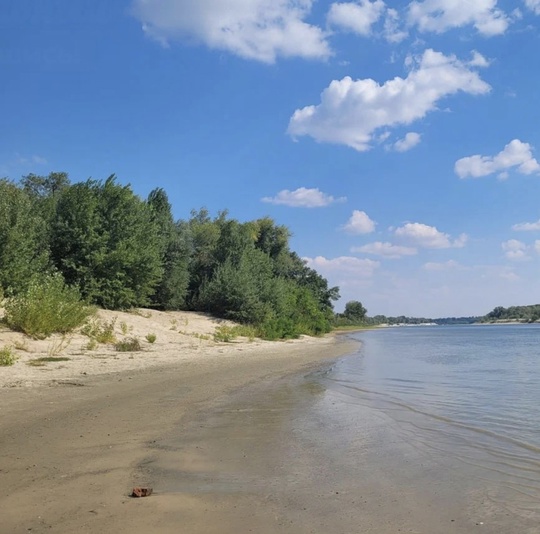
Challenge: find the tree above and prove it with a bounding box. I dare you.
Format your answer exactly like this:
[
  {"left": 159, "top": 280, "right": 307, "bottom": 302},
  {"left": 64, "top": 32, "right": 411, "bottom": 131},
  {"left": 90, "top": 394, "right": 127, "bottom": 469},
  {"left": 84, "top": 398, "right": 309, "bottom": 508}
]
[
  {"left": 51, "top": 176, "right": 163, "bottom": 309},
  {"left": 0, "top": 180, "right": 50, "bottom": 294},
  {"left": 343, "top": 301, "right": 367, "bottom": 322},
  {"left": 147, "top": 188, "right": 190, "bottom": 310}
]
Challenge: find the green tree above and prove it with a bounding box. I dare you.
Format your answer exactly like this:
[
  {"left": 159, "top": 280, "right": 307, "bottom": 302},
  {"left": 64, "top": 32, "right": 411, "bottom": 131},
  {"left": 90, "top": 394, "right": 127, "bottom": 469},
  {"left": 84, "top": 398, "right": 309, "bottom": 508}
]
[
  {"left": 343, "top": 301, "right": 367, "bottom": 322},
  {"left": 147, "top": 188, "right": 190, "bottom": 309},
  {"left": 51, "top": 176, "right": 163, "bottom": 309},
  {"left": 0, "top": 180, "right": 50, "bottom": 294}
]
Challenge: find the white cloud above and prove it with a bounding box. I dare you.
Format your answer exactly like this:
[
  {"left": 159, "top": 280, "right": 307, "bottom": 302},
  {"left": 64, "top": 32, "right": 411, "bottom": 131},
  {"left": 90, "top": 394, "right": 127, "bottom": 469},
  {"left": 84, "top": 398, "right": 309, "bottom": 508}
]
[
  {"left": 343, "top": 210, "right": 376, "bottom": 234},
  {"left": 288, "top": 49, "right": 490, "bottom": 151},
  {"left": 455, "top": 139, "right": 540, "bottom": 179},
  {"left": 423, "top": 260, "right": 462, "bottom": 271},
  {"left": 384, "top": 8, "right": 408, "bottom": 42},
  {"left": 327, "top": 0, "right": 385, "bottom": 35},
  {"left": 408, "top": 0, "right": 510, "bottom": 36},
  {"left": 261, "top": 187, "right": 346, "bottom": 207},
  {"left": 395, "top": 222, "right": 467, "bottom": 249},
  {"left": 524, "top": 0, "right": 540, "bottom": 15},
  {"left": 131, "top": 0, "right": 331, "bottom": 63},
  {"left": 535, "top": 240, "right": 540, "bottom": 253},
  {"left": 352, "top": 242, "right": 418, "bottom": 258},
  {"left": 393, "top": 132, "right": 421, "bottom": 152},
  {"left": 304, "top": 256, "right": 380, "bottom": 277},
  {"left": 512, "top": 219, "right": 540, "bottom": 231},
  {"left": 502, "top": 239, "right": 529, "bottom": 261}
]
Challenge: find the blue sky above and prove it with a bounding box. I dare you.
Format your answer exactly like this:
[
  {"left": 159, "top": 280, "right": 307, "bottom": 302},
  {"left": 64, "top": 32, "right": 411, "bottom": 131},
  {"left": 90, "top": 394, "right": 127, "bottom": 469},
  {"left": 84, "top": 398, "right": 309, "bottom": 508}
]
[{"left": 2, "top": 0, "right": 540, "bottom": 317}]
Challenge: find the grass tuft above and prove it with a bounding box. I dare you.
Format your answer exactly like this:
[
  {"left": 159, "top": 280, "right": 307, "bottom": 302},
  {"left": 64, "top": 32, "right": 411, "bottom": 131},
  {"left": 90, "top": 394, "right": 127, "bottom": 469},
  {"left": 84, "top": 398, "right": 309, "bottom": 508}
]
[
  {"left": 0, "top": 346, "right": 17, "bottom": 366},
  {"left": 114, "top": 337, "right": 142, "bottom": 352}
]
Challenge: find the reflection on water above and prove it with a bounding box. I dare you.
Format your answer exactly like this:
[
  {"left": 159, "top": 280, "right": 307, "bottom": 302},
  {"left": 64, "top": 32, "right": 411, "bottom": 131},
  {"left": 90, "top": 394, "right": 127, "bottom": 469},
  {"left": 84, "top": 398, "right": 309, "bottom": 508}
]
[{"left": 318, "top": 325, "right": 540, "bottom": 523}]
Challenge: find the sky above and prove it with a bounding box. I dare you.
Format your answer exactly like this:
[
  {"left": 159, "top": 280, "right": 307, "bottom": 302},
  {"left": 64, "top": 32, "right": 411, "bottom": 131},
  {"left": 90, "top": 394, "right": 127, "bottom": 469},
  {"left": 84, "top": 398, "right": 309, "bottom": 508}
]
[{"left": 2, "top": 0, "right": 540, "bottom": 318}]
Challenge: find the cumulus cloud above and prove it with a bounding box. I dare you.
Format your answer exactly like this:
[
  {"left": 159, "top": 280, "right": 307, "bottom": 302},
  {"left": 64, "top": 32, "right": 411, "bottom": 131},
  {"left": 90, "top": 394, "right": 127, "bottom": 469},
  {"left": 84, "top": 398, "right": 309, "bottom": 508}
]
[
  {"left": 131, "top": 0, "right": 331, "bottom": 63},
  {"left": 304, "top": 256, "right": 380, "bottom": 277},
  {"left": 342, "top": 210, "right": 376, "bottom": 234},
  {"left": 512, "top": 219, "right": 540, "bottom": 231},
  {"left": 502, "top": 239, "right": 529, "bottom": 260},
  {"left": 408, "top": 0, "right": 510, "bottom": 36},
  {"left": 455, "top": 139, "right": 540, "bottom": 179},
  {"left": 524, "top": 0, "right": 540, "bottom": 15},
  {"left": 351, "top": 242, "right": 418, "bottom": 258},
  {"left": 327, "top": 0, "right": 385, "bottom": 35},
  {"left": 261, "top": 187, "right": 346, "bottom": 207},
  {"left": 393, "top": 132, "right": 421, "bottom": 152},
  {"left": 288, "top": 49, "right": 490, "bottom": 151},
  {"left": 395, "top": 222, "right": 467, "bottom": 249},
  {"left": 423, "top": 260, "right": 462, "bottom": 271}
]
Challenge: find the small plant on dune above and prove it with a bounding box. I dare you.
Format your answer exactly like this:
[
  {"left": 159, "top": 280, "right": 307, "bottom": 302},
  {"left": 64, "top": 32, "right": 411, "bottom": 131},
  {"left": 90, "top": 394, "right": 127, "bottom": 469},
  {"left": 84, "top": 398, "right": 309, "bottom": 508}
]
[
  {"left": 0, "top": 346, "right": 17, "bottom": 366},
  {"left": 114, "top": 337, "right": 142, "bottom": 352},
  {"left": 145, "top": 333, "right": 157, "bottom": 343},
  {"left": 85, "top": 338, "right": 98, "bottom": 351},
  {"left": 3, "top": 274, "right": 96, "bottom": 339},
  {"left": 213, "top": 325, "right": 258, "bottom": 343},
  {"left": 169, "top": 318, "right": 178, "bottom": 331},
  {"left": 47, "top": 335, "right": 72, "bottom": 358},
  {"left": 28, "top": 356, "right": 71, "bottom": 367},
  {"left": 13, "top": 339, "right": 30, "bottom": 352},
  {"left": 120, "top": 321, "right": 129, "bottom": 335},
  {"left": 81, "top": 317, "right": 117, "bottom": 344}
]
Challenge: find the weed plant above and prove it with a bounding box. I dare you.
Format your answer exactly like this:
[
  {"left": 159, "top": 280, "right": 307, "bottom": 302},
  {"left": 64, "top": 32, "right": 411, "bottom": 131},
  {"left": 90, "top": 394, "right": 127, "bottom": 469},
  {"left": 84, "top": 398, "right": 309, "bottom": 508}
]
[
  {"left": 81, "top": 317, "right": 117, "bottom": 344},
  {"left": 3, "top": 274, "right": 96, "bottom": 339},
  {"left": 145, "top": 333, "right": 157, "bottom": 343},
  {"left": 0, "top": 346, "right": 17, "bottom": 366},
  {"left": 114, "top": 337, "right": 142, "bottom": 352}
]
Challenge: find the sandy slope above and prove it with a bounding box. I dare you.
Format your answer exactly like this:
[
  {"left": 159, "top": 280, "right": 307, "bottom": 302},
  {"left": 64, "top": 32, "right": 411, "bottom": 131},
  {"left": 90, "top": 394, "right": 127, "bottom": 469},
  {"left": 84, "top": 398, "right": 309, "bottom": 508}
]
[{"left": 0, "top": 308, "right": 330, "bottom": 389}]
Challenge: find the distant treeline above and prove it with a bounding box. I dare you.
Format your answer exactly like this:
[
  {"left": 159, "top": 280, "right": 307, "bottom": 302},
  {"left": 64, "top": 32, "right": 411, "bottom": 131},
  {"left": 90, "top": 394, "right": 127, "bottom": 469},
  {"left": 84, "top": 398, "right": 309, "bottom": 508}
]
[
  {"left": 0, "top": 173, "right": 339, "bottom": 339},
  {"left": 480, "top": 304, "right": 540, "bottom": 323}
]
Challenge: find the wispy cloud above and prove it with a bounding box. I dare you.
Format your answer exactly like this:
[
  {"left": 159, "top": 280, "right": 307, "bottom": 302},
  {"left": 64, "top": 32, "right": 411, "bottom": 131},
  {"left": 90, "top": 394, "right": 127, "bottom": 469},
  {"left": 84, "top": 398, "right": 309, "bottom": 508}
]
[
  {"left": 327, "top": 0, "right": 385, "bottom": 36},
  {"left": 408, "top": 0, "right": 510, "bottom": 36},
  {"left": 393, "top": 132, "right": 421, "bottom": 152},
  {"left": 262, "top": 187, "right": 346, "bottom": 207},
  {"left": 512, "top": 219, "right": 540, "bottom": 231},
  {"left": 352, "top": 241, "right": 417, "bottom": 259}
]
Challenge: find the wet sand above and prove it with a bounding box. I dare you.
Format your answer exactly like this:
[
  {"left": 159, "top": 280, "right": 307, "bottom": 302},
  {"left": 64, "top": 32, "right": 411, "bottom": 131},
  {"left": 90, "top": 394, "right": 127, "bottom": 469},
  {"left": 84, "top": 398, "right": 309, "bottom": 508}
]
[
  {"left": 2, "top": 330, "right": 532, "bottom": 534},
  {"left": 0, "top": 336, "right": 356, "bottom": 533}
]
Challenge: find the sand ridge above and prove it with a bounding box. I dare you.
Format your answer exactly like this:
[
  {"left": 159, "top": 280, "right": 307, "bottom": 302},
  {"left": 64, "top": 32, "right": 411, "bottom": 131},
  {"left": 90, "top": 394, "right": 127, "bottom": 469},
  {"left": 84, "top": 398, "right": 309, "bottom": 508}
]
[{"left": 0, "top": 308, "right": 334, "bottom": 389}]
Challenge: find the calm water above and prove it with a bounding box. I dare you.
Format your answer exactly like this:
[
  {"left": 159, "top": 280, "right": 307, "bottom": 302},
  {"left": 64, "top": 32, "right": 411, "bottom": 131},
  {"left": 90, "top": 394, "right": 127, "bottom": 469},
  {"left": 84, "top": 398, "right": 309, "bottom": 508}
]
[{"left": 318, "top": 325, "right": 540, "bottom": 522}]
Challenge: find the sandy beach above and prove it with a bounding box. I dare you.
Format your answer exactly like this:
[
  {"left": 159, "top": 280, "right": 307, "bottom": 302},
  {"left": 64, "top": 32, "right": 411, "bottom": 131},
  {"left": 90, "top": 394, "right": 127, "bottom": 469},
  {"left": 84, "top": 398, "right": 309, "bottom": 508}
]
[{"left": 0, "top": 309, "right": 358, "bottom": 533}]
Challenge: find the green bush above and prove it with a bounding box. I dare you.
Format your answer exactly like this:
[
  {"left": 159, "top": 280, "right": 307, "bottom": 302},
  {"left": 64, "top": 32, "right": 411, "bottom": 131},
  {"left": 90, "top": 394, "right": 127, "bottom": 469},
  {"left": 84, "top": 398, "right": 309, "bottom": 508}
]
[
  {"left": 0, "top": 346, "right": 17, "bottom": 366},
  {"left": 213, "top": 324, "right": 258, "bottom": 342},
  {"left": 145, "top": 333, "right": 157, "bottom": 343},
  {"left": 4, "top": 274, "right": 96, "bottom": 339},
  {"left": 81, "top": 317, "right": 117, "bottom": 344},
  {"left": 114, "top": 337, "right": 142, "bottom": 352}
]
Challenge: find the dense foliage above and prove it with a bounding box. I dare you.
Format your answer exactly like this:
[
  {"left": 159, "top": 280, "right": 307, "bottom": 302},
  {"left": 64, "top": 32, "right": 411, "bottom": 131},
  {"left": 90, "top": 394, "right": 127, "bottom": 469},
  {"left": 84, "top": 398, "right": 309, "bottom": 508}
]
[
  {"left": 0, "top": 173, "right": 339, "bottom": 339},
  {"left": 480, "top": 304, "right": 540, "bottom": 323}
]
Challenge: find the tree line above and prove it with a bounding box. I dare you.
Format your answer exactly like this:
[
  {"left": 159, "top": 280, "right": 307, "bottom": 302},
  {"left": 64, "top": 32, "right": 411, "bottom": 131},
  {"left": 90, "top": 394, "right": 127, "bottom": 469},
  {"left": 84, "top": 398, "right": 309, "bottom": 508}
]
[{"left": 0, "top": 172, "right": 339, "bottom": 339}]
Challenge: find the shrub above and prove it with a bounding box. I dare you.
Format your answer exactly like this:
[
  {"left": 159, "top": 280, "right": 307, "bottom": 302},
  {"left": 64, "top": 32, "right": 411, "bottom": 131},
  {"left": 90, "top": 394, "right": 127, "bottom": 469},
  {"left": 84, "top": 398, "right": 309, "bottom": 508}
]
[
  {"left": 81, "top": 317, "right": 117, "bottom": 344},
  {"left": 3, "top": 274, "right": 96, "bottom": 339},
  {"left": 145, "top": 333, "right": 157, "bottom": 343},
  {"left": 114, "top": 337, "right": 142, "bottom": 352},
  {"left": 213, "top": 324, "right": 258, "bottom": 342},
  {"left": 0, "top": 346, "right": 17, "bottom": 366}
]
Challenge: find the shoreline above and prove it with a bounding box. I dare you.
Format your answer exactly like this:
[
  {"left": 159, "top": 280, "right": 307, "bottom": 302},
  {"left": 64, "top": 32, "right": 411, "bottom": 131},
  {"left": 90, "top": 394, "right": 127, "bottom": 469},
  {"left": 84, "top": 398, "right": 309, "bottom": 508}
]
[{"left": 0, "top": 330, "right": 359, "bottom": 533}]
